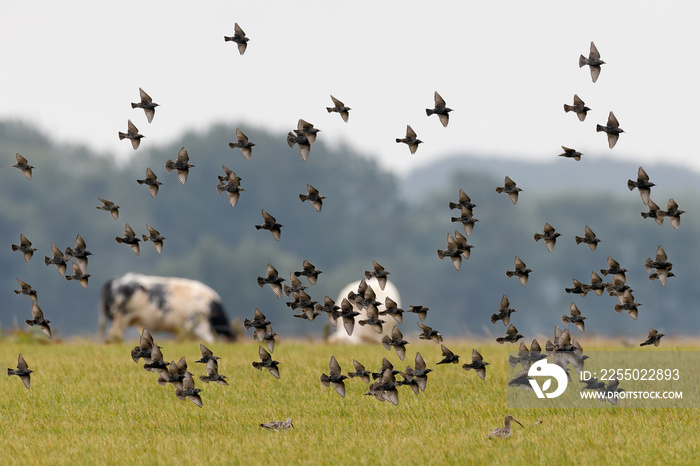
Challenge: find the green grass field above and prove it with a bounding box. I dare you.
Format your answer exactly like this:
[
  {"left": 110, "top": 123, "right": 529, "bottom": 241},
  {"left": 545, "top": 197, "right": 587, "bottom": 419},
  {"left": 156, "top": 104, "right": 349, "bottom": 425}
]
[{"left": 1, "top": 338, "right": 699, "bottom": 465}]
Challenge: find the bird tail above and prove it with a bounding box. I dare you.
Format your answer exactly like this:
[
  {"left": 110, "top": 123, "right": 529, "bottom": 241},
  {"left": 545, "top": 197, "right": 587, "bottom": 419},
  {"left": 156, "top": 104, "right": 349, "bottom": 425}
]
[
  {"left": 495, "top": 187, "right": 504, "bottom": 193},
  {"left": 326, "top": 107, "right": 334, "bottom": 113},
  {"left": 490, "top": 313, "right": 499, "bottom": 324},
  {"left": 627, "top": 180, "right": 636, "bottom": 191},
  {"left": 25, "top": 320, "right": 34, "bottom": 327},
  {"left": 505, "top": 271, "right": 515, "bottom": 278},
  {"left": 395, "top": 138, "right": 403, "bottom": 143},
  {"left": 579, "top": 55, "right": 587, "bottom": 68},
  {"left": 595, "top": 124, "right": 605, "bottom": 132},
  {"left": 563, "top": 104, "right": 573, "bottom": 113},
  {"left": 561, "top": 315, "right": 572, "bottom": 325},
  {"left": 508, "top": 355, "right": 520, "bottom": 367},
  {"left": 644, "top": 258, "right": 654, "bottom": 273},
  {"left": 165, "top": 161, "right": 174, "bottom": 173},
  {"left": 118, "top": 132, "right": 127, "bottom": 140},
  {"left": 115, "top": 237, "right": 125, "bottom": 244},
  {"left": 425, "top": 108, "right": 434, "bottom": 116},
  {"left": 496, "top": 337, "right": 506, "bottom": 344},
  {"left": 299, "top": 194, "right": 309, "bottom": 202},
  {"left": 286, "top": 132, "right": 297, "bottom": 148},
  {"left": 574, "top": 236, "right": 584, "bottom": 244},
  {"left": 130, "top": 103, "right": 139, "bottom": 109},
  {"left": 448, "top": 202, "right": 459, "bottom": 209},
  {"left": 533, "top": 233, "right": 542, "bottom": 242},
  {"left": 381, "top": 336, "right": 392, "bottom": 351},
  {"left": 613, "top": 304, "right": 623, "bottom": 313},
  {"left": 11, "top": 244, "right": 20, "bottom": 252},
  {"left": 252, "top": 362, "right": 263, "bottom": 370},
  {"left": 320, "top": 374, "right": 330, "bottom": 387},
  {"left": 437, "top": 250, "right": 446, "bottom": 260},
  {"left": 223, "top": 36, "right": 233, "bottom": 42},
  {"left": 257, "top": 277, "right": 266, "bottom": 288},
  {"left": 44, "top": 256, "right": 51, "bottom": 266},
  {"left": 8, "top": 368, "right": 16, "bottom": 376}
]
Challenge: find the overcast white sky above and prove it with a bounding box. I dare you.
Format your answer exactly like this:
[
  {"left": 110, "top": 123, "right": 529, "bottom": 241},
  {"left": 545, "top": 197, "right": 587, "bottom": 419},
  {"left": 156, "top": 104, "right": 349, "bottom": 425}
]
[{"left": 2, "top": 2, "right": 699, "bottom": 175}]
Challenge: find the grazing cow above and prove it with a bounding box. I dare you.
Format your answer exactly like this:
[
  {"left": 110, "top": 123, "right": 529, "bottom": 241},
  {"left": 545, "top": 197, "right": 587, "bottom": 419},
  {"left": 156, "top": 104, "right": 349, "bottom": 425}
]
[
  {"left": 328, "top": 278, "right": 401, "bottom": 344},
  {"left": 98, "top": 273, "right": 235, "bottom": 342}
]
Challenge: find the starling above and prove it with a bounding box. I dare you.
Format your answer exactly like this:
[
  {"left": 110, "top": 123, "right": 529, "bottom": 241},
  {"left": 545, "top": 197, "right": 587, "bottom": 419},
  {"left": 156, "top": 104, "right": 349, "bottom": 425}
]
[
  {"left": 627, "top": 166, "right": 655, "bottom": 206},
  {"left": 600, "top": 375, "right": 624, "bottom": 405},
  {"left": 533, "top": 223, "right": 560, "bottom": 252},
  {"left": 640, "top": 328, "right": 664, "bottom": 347},
  {"left": 224, "top": 22, "right": 249, "bottom": 55},
  {"left": 357, "top": 305, "right": 385, "bottom": 334},
  {"left": 141, "top": 224, "right": 165, "bottom": 254},
  {"left": 613, "top": 290, "right": 641, "bottom": 320},
  {"left": 641, "top": 199, "right": 665, "bottom": 226},
  {"left": 7, "top": 354, "right": 32, "bottom": 389},
  {"left": 411, "top": 352, "right": 433, "bottom": 391},
  {"left": 395, "top": 125, "right": 423, "bottom": 154},
  {"left": 495, "top": 176, "right": 522, "bottom": 205},
  {"left": 65, "top": 263, "right": 90, "bottom": 288},
  {"left": 450, "top": 206, "right": 478, "bottom": 236},
  {"left": 347, "top": 359, "right": 371, "bottom": 383},
  {"left": 14, "top": 278, "right": 38, "bottom": 303},
  {"left": 255, "top": 210, "right": 283, "bottom": 241},
  {"left": 252, "top": 346, "right": 280, "bottom": 379},
  {"left": 288, "top": 290, "right": 319, "bottom": 321},
  {"left": 600, "top": 256, "right": 626, "bottom": 278},
  {"left": 508, "top": 371, "right": 535, "bottom": 391},
  {"left": 115, "top": 223, "right": 141, "bottom": 256},
  {"left": 364, "top": 261, "right": 390, "bottom": 291},
  {"left": 320, "top": 355, "right": 348, "bottom": 397},
  {"left": 491, "top": 294, "right": 516, "bottom": 326},
  {"left": 259, "top": 326, "right": 277, "bottom": 354},
  {"left": 605, "top": 274, "right": 632, "bottom": 300},
  {"left": 437, "top": 233, "right": 467, "bottom": 270},
  {"left": 417, "top": 322, "right": 442, "bottom": 344},
  {"left": 287, "top": 130, "right": 311, "bottom": 161},
  {"left": 381, "top": 325, "right": 409, "bottom": 360},
  {"left": 563, "top": 94, "right": 591, "bottom": 121},
  {"left": 506, "top": 256, "right": 531, "bottom": 286},
  {"left": 371, "top": 357, "right": 399, "bottom": 380},
  {"left": 11, "top": 234, "right": 36, "bottom": 262},
  {"left": 64, "top": 233, "right": 92, "bottom": 274},
  {"left": 118, "top": 119, "right": 144, "bottom": 150},
  {"left": 425, "top": 91, "right": 452, "bottom": 127},
  {"left": 11, "top": 153, "right": 34, "bottom": 180},
  {"left": 228, "top": 128, "right": 256, "bottom": 160},
  {"left": 44, "top": 243, "right": 67, "bottom": 277},
  {"left": 380, "top": 297, "right": 404, "bottom": 324},
  {"left": 562, "top": 302, "right": 586, "bottom": 332},
  {"left": 508, "top": 341, "right": 546, "bottom": 372},
  {"left": 579, "top": 41, "right": 605, "bottom": 83},
  {"left": 297, "top": 184, "right": 325, "bottom": 212},
  {"left": 143, "top": 345, "right": 168, "bottom": 372},
  {"left": 199, "top": 359, "right": 228, "bottom": 385},
  {"left": 575, "top": 225, "right": 601, "bottom": 251},
  {"left": 397, "top": 369, "right": 421, "bottom": 395},
  {"left": 131, "top": 88, "right": 159, "bottom": 123},
  {"left": 558, "top": 146, "right": 582, "bottom": 161},
  {"left": 437, "top": 344, "right": 460, "bottom": 365},
  {"left": 580, "top": 376, "right": 606, "bottom": 392},
  {"left": 175, "top": 371, "right": 203, "bottom": 407},
  {"left": 131, "top": 328, "right": 154, "bottom": 362},
  {"left": 216, "top": 168, "right": 244, "bottom": 208},
  {"left": 96, "top": 198, "right": 120, "bottom": 220},
  {"left": 25, "top": 302, "right": 52, "bottom": 339},
  {"left": 664, "top": 198, "right": 685, "bottom": 230},
  {"left": 156, "top": 357, "right": 188, "bottom": 388},
  {"left": 496, "top": 324, "right": 524, "bottom": 344},
  {"left": 326, "top": 95, "right": 351, "bottom": 122},
  {"left": 462, "top": 349, "right": 490, "bottom": 380},
  {"left": 165, "top": 147, "right": 194, "bottom": 185},
  {"left": 645, "top": 245, "right": 673, "bottom": 286},
  {"left": 565, "top": 278, "right": 589, "bottom": 297},
  {"left": 368, "top": 368, "right": 399, "bottom": 405},
  {"left": 587, "top": 272, "right": 606, "bottom": 297},
  {"left": 137, "top": 167, "right": 162, "bottom": 198},
  {"left": 244, "top": 308, "right": 272, "bottom": 341},
  {"left": 339, "top": 298, "right": 360, "bottom": 336},
  {"left": 283, "top": 273, "right": 306, "bottom": 297},
  {"left": 294, "top": 260, "right": 322, "bottom": 285},
  {"left": 296, "top": 119, "right": 321, "bottom": 144},
  {"left": 260, "top": 418, "right": 294, "bottom": 430},
  {"left": 257, "top": 263, "right": 285, "bottom": 298},
  {"left": 406, "top": 305, "right": 429, "bottom": 322},
  {"left": 596, "top": 111, "right": 624, "bottom": 149},
  {"left": 195, "top": 344, "right": 220, "bottom": 364}
]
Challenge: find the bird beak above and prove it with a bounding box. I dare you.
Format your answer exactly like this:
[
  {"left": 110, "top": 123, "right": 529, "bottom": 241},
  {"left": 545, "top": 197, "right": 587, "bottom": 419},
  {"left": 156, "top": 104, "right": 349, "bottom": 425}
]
[{"left": 513, "top": 419, "right": 524, "bottom": 428}]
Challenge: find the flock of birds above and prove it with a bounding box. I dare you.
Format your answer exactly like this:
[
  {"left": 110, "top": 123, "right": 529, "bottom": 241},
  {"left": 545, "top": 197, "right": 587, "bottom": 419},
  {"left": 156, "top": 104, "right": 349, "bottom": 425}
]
[{"left": 6, "top": 30, "right": 685, "bottom": 439}]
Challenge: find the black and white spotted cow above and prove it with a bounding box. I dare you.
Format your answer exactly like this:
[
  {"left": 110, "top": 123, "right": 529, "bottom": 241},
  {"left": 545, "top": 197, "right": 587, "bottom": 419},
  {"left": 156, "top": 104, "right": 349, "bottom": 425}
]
[{"left": 98, "top": 273, "right": 235, "bottom": 342}]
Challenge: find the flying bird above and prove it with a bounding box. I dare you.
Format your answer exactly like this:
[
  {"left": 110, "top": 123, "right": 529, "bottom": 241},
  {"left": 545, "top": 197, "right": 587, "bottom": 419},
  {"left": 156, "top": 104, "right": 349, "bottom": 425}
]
[
  {"left": 175, "top": 371, "right": 203, "bottom": 407},
  {"left": 44, "top": 243, "right": 67, "bottom": 277},
  {"left": 115, "top": 223, "right": 141, "bottom": 255},
  {"left": 563, "top": 94, "right": 590, "bottom": 121},
  {"left": 558, "top": 146, "right": 582, "bottom": 161},
  {"left": 496, "top": 324, "right": 524, "bottom": 344},
  {"left": 64, "top": 234, "right": 91, "bottom": 274},
  {"left": 294, "top": 260, "right": 322, "bottom": 285},
  {"left": 410, "top": 352, "right": 432, "bottom": 391},
  {"left": 579, "top": 41, "right": 605, "bottom": 83},
  {"left": 596, "top": 111, "right": 624, "bottom": 149},
  {"left": 320, "top": 355, "right": 348, "bottom": 397},
  {"left": 462, "top": 349, "right": 490, "bottom": 380},
  {"left": 600, "top": 256, "right": 626, "bottom": 278},
  {"left": 143, "top": 345, "right": 168, "bottom": 373},
  {"left": 7, "top": 354, "right": 32, "bottom": 389},
  {"left": 287, "top": 130, "right": 311, "bottom": 161},
  {"left": 255, "top": 210, "right": 283, "bottom": 241},
  {"left": 347, "top": 359, "right": 371, "bottom": 383},
  {"left": 380, "top": 297, "right": 404, "bottom": 324},
  {"left": 627, "top": 167, "right": 655, "bottom": 205},
  {"left": 228, "top": 128, "right": 255, "bottom": 160},
  {"left": 574, "top": 225, "right": 601, "bottom": 251},
  {"left": 425, "top": 91, "right": 452, "bottom": 127},
  {"left": 14, "top": 279, "right": 38, "bottom": 303},
  {"left": 506, "top": 256, "right": 531, "bottom": 286},
  {"left": 299, "top": 184, "right": 325, "bottom": 212},
  {"left": 417, "top": 322, "right": 442, "bottom": 343},
  {"left": 131, "top": 88, "right": 159, "bottom": 123},
  {"left": 449, "top": 189, "right": 476, "bottom": 211},
  {"left": 450, "top": 206, "right": 478, "bottom": 236},
  {"left": 141, "top": 224, "right": 165, "bottom": 254},
  {"left": 395, "top": 125, "right": 423, "bottom": 154},
  {"left": 645, "top": 245, "right": 673, "bottom": 286},
  {"left": 131, "top": 328, "right": 154, "bottom": 362},
  {"left": 317, "top": 296, "right": 341, "bottom": 326},
  {"left": 495, "top": 176, "right": 522, "bottom": 205},
  {"left": 216, "top": 166, "right": 244, "bottom": 207},
  {"left": 613, "top": 290, "right": 641, "bottom": 320},
  {"left": 437, "top": 345, "right": 460, "bottom": 365},
  {"left": 157, "top": 357, "right": 189, "bottom": 388},
  {"left": 364, "top": 261, "right": 390, "bottom": 290},
  {"left": 437, "top": 232, "right": 469, "bottom": 270},
  {"left": 199, "top": 359, "right": 228, "bottom": 385},
  {"left": 561, "top": 302, "right": 587, "bottom": 332},
  {"left": 326, "top": 95, "right": 351, "bottom": 122},
  {"left": 11, "top": 234, "right": 36, "bottom": 262},
  {"left": 96, "top": 198, "right": 120, "bottom": 220},
  {"left": 565, "top": 279, "right": 589, "bottom": 297},
  {"left": 640, "top": 328, "right": 664, "bottom": 347},
  {"left": 165, "top": 147, "right": 194, "bottom": 185},
  {"left": 195, "top": 344, "right": 220, "bottom": 365},
  {"left": 381, "top": 325, "right": 409, "bottom": 360},
  {"left": 252, "top": 346, "right": 280, "bottom": 379},
  {"left": 339, "top": 298, "right": 360, "bottom": 336},
  {"left": 244, "top": 308, "right": 272, "bottom": 342},
  {"left": 491, "top": 295, "right": 516, "bottom": 326},
  {"left": 407, "top": 305, "right": 429, "bottom": 322},
  {"left": 357, "top": 305, "right": 385, "bottom": 334},
  {"left": 11, "top": 153, "right": 34, "bottom": 180},
  {"left": 25, "top": 302, "right": 52, "bottom": 339},
  {"left": 283, "top": 273, "right": 306, "bottom": 297},
  {"left": 533, "top": 223, "right": 560, "bottom": 252},
  {"left": 664, "top": 198, "right": 684, "bottom": 230},
  {"left": 118, "top": 120, "right": 144, "bottom": 150},
  {"left": 224, "top": 22, "right": 249, "bottom": 55},
  {"left": 65, "top": 263, "right": 90, "bottom": 288},
  {"left": 137, "top": 168, "right": 162, "bottom": 198},
  {"left": 257, "top": 263, "right": 285, "bottom": 298}
]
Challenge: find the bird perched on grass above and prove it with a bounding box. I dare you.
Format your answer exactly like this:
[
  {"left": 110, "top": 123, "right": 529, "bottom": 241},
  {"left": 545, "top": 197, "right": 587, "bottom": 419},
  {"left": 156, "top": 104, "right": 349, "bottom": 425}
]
[
  {"left": 380, "top": 297, "right": 404, "bottom": 324},
  {"left": 252, "top": 346, "right": 280, "bottom": 379},
  {"left": 326, "top": 95, "right": 351, "bottom": 122},
  {"left": 640, "top": 328, "right": 664, "bottom": 347},
  {"left": 14, "top": 279, "right": 38, "bottom": 303},
  {"left": 575, "top": 225, "right": 601, "bottom": 251},
  {"left": 175, "top": 371, "right": 203, "bottom": 407},
  {"left": 224, "top": 22, "right": 249, "bottom": 55},
  {"left": 645, "top": 245, "right": 673, "bottom": 286},
  {"left": 165, "top": 147, "right": 194, "bottom": 185},
  {"left": 227, "top": 127, "right": 255, "bottom": 160},
  {"left": 299, "top": 184, "right": 325, "bottom": 212},
  {"left": 11, "top": 234, "right": 36, "bottom": 263},
  {"left": 496, "top": 324, "right": 524, "bottom": 344},
  {"left": 533, "top": 223, "right": 560, "bottom": 252},
  {"left": 347, "top": 359, "right": 371, "bottom": 384},
  {"left": 495, "top": 176, "right": 522, "bottom": 205},
  {"left": 131, "top": 88, "right": 159, "bottom": 123},
  {"left": 596, "top": 111, "right": 624, "bottom": 149},
  {"left": 199, "top": 359, "right": 228, "bottom": 385},
  {"left": 7, "top": 354, "right": 32, "bottom": 389},
  {"left": 137, "top": 168, "right": 162, "bottom": 198},
  {"left": 44, "top": 243, "right": 67, "bottom": 277},
  {"left": 641, "top": 199, "right": 665, "bottom": 226},
  {"left": 663, "top": 198, "right": 685, "bottom": 230},
  {"left": 294, "top": 260, "right": 322, "bottom": 285},
  {"left": 491, "top": 295, "right": 516, "bottom": 326},
  {"left": 64, "top": 233, "right": 92, "bottom": 274},
  {"left": 462, "top": 349, "right": 489, "bottom": 380},
  {"left": 320, "top": 355, "right": 348, "bottom": 397},
  {"left": 255, "top": 210, "right": 283, "bottom": 241},
  {"left": 11, "top": 153, "right": 34, "bottom": 180},
  {"left": 260, "top": 418, "right": 294, "bottom": 430},
  {"left": 25, "top": 302, "right": 52, "bottom": 339},
  {"left": 131, "top": 329, "right": 154, "bottom": 362},
  {"left": 257, "top": 263, "right": 285, "bottom": 298},
  {"left": 141, "top": 225, "right": 165, "bottom": 254},
  {"left": 396, "top": 125, "right": 422, "bottom": 154},
  {"left": 563, "top": 94, "right": 591, "bottom": 121},
  {"left": 627, "top": 167, "right": 655, "bottom": 206},
  {"left": 115, "top": 223, "right": 141, "bottom": 255},
  {"left": 287, "top": 130, "right": 311, "bottom": 161},
  {"left": 382, "top": 325, "right": 409, "bottom": 360},
  {"left": 562, "top": 302, "right": 587, "bottom": 332},
  {"left": 96, "top": 198, "right": 120, "bottom": 220},
  {"left": 558, "top": 146, "right": 582, "bottom": 161},
  {"left": 437, "top": 345, "right": 460, "bottom": 365},
  {"left": 118, "top": 120, "right": 144, "bottom": 150},
  {"left": 579, "top": 41, "right": 605, "bottom": 83},
  {"left": 66, "top": 262, "right": 90, "bottom": 288},
  {"left": 506, "top": 256, "right": 531, "bottom": 286},
  {"left": 425, "top": 91, "right": 452, "bottom": 127},
  {"left": 364, "top": 261, "right": 390, "bottom": 291}
]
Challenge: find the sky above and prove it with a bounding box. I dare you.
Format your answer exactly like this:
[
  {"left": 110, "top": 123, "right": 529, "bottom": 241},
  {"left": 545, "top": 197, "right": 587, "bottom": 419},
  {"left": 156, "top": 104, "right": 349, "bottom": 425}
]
[{"left": 2, "top": 2, "right": 700, "bottom": 176}]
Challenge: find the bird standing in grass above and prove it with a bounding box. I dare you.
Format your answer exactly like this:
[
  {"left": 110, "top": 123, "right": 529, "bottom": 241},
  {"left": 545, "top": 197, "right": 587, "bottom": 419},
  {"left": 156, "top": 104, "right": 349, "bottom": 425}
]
[
  {"left": 260, "top": 418, "right": 294, "bottom": 430},
  {"left": 488, "top": 415, "right": 524, "bottom": 439}
]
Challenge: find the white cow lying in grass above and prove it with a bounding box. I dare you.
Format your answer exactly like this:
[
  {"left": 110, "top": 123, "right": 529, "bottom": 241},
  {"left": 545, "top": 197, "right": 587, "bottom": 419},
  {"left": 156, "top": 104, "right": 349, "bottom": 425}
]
[
  {"left": 98, "top": 273, "right": 235, "bottom": 342},
  {"left": 328, "top": 277, "right": 401, "bottom": 344}
]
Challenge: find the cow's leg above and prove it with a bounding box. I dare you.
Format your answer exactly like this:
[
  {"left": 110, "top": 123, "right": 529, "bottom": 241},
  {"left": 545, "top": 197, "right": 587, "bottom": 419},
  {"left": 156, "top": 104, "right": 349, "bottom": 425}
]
[{"left": 107, "top": 314, "right": 129, "bottom": 342}]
